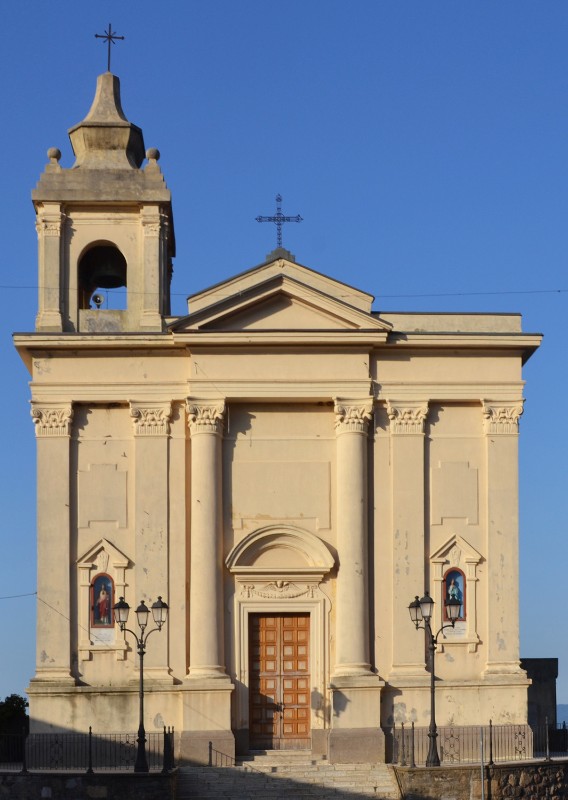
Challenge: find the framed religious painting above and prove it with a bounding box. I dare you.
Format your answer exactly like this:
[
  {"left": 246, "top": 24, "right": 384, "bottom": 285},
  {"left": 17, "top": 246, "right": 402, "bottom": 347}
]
[
  {"left": 443, "top": 567, "right": 466, "bottom": 621},
  {"left": 91, "top": 573, "right": 114, "bottom": 628}
]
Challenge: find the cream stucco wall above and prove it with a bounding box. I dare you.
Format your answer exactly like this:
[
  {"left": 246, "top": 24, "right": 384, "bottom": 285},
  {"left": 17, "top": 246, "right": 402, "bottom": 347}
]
[{"left": 16, "top": 70, "right": 542, "bottom": 765}]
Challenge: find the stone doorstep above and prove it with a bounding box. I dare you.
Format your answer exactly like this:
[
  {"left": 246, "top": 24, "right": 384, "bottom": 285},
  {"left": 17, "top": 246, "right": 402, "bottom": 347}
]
[{"left": 241, "top": 751, "right": 325, "bottom": 764}]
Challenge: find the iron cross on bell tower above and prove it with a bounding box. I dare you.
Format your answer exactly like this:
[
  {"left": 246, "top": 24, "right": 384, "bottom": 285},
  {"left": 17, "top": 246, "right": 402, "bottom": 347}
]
[
  {"left": 256, "top": 194, "right": 303, "bottom": 251},
  {"left": 95, "top": 23, "right": 125, "bottom": 73}
]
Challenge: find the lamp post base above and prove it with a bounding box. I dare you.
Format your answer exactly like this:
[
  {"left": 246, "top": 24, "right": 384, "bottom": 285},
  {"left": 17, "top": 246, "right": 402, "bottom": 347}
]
[
  {"left": 426, "top": 731, "right": 440, "bottom": 767},
  {"left": 134, "top": 724, "right": 149, "bottom": 773}
]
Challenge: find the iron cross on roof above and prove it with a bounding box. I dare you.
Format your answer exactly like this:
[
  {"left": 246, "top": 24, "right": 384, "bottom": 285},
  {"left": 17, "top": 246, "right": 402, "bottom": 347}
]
[
  {"left": 256, "top": 194, "right": 303, "bottom": 250},
  {"left": 95, "top": 23, "right": 125, "bottom": 73}
]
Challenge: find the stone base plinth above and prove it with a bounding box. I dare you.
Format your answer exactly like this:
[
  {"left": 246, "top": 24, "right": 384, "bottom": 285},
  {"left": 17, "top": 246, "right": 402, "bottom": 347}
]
[
  {"left": 329, "top": 674, "right": 385, "bottom": 763},
  {"left": 180, "top": 677, "right": 234, "bottom": 764},
  {"left": 179, "top": 729, "right": 235, "bottom": 765},
  {"left": 329, "top": 727, "right": 386, "bottom": 763},
  {"left": 381, "top": 675, "right": 530, "bottom": 728}
]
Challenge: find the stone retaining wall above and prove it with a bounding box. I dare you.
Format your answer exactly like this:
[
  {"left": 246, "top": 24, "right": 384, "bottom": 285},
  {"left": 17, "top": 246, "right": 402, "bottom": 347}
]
[
  {"left": 394, "top": 760, "right": 568, "bottom": 800},
  {"left": 0, "top": 771, "right": 175, "bottom": 800}
]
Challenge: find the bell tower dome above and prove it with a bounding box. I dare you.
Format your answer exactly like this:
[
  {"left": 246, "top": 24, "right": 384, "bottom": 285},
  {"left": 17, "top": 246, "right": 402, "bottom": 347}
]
[{"left": 32, "top": 72, "right": 175, "bottom": 332}]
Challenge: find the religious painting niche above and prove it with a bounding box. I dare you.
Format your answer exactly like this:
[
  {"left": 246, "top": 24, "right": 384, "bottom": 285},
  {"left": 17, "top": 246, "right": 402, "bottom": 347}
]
[
  {"left": 443, "top": 567, "right": 466, "bottom": 621},
  {"left": 91, "top": 574, "right": 114, "bottom": 628}
]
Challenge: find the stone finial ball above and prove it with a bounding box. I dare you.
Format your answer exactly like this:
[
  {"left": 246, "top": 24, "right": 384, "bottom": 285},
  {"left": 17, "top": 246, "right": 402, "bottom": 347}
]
[
  {"left": 146, "top": 148, "right": 160, "bottom": 161},
  {"left": 47, "top": 147, "right": 61, "bottom": 161}
]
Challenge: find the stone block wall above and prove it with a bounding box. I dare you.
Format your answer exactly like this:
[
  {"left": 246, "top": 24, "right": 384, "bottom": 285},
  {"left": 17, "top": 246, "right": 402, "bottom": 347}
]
[
  {"left": 394, "top": 761, "right": 568, "bottom": 800},
  {"left": 0, "top": 772, "right": 175, "bottom": 800}
]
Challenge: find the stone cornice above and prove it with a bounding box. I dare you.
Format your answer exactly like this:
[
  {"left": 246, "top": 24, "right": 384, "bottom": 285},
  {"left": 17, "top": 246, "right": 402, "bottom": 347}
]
[
  {"left": 334, "top": 398, "right": 374, "bottom": 434},
  {"left": 31, "top": 402, "right": 73, "bottom": 437},
  {"left": 186, "top": 398, "right": 226, "bottom": 436},
  {"left": 129, "top": 401, "right": 172, "bottom": 436},
  {"left": 14, "top": 330, "right": 540, "bottom": 359},
  {"left": 385, "top": 332, "right": 542, "bottom": 365},
  {"left": 482, "top": 400, "right": 524, "bottom": 434},
  {"left": 375, "top": 382, "right": 525, "bottom": 401},
  {"left": 13, "top": 331, "right": 386, "bottom": 349},
  {"left": 386, "top": 400, "right": 429, "bottom": 434}
]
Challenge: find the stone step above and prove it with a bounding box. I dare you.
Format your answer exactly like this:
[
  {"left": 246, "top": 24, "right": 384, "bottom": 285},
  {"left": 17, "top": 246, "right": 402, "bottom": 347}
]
[{"left": 176, "top": 761, "right": 401, "bottom": 800}]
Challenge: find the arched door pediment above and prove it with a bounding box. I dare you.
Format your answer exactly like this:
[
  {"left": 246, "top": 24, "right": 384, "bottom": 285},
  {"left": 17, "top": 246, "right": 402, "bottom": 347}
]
[{"left": 226, "top": 525, "right": 335, "bottom": 582}]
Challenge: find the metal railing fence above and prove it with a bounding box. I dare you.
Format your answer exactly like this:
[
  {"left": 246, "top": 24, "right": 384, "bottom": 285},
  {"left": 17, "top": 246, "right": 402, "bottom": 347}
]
[
  {"left": 388, "top": 721, "right": 568, "bottom": 766},
  {"left": 208, "top": 741, "right": 264, "bottom": 773},
  {"left": 0, "top": 726, "right": 175, "bottom": 773}
]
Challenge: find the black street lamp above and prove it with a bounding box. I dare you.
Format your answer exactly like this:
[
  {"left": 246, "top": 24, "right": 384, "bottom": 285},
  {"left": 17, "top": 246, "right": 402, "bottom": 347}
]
[
  {"left": 408, "top": 591, "right": 461, "bottom": 767},
  {"left": 113, "top": 595, "right": 169, "bottom": 772}
]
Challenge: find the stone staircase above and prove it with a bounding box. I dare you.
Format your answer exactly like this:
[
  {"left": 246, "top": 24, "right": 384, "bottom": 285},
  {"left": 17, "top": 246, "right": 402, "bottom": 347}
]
[{"left": 176, "top": 750, "right": 401, "bottom": 799}]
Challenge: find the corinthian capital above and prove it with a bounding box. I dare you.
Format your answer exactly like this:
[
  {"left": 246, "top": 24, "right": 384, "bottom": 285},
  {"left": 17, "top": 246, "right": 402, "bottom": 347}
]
[
  {"left": 141, "top": 210, "right": 168, "bottom": 239},
  {"left": 130, "top": 401, "right": 172, "bottom": 436},
  {"left": 35, "top": 212, "right": 64, "bottom": 238},
  {"left": 386, "top": 401, "right": 429, "bottom": 434},
  {"left": 482, "top": 400, "right": 524, "bottom": 434},
  {"left": 31, "top": 403, "right": 73, "bottom": 437},
  {"left": 186, "top": 399, "right": 226, "bottom": 435},
  {"left": 334, "top": 398, "right": 374, "bottom": 434}
]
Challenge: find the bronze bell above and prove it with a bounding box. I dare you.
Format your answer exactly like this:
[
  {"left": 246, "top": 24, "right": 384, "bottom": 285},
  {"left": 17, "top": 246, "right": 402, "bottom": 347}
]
[{"left": 79, "top": 245, "right": 127, "bottom": 291}]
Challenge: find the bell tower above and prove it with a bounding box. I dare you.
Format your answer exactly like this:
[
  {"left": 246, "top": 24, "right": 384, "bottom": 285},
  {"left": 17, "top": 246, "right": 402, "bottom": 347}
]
[{"left": 32, "top": 72, "right": 175, "bottom": 332}]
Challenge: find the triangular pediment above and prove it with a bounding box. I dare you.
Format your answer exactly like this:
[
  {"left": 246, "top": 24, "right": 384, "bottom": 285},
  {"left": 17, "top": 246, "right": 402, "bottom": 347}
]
[
  {"left": 171, "top": 260, "right": 390, "bottom": 333},
  {"left": 77, "top": 538, "right": 130, "bottom": 569},
  {"left": 430, "top": 534, "right": 483, "bottom": 565}
]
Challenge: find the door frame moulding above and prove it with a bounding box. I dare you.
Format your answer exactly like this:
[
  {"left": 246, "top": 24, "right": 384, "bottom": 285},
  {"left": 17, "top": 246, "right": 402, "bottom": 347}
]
[{"left": 226, "top": 525, "right": 335, "bottom": 745}]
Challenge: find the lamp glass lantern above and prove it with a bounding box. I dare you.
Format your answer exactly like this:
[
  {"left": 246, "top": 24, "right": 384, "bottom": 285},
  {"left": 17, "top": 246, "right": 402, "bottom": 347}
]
[
  {"left": 445, "top": 597, "right": 462, "bottom": 623},
  {"left": 135, "top": 600, "right": 150, "bottom": 630},
  {"left": 151, "top": 596, "right": 169, "bottom": 629},
  {"left": 419, "top": 592, "right": 434, "bottom": 622},
  {"left": 113, "top": 596, "right": 130, "bottom": 627},
  {"left": 408, "top": 596, "right": 422, "bottom": 626}
]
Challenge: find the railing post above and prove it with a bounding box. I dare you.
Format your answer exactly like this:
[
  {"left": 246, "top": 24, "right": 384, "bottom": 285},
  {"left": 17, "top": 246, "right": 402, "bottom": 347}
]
[
  {"left": 545, "top": 715, "right": 551, "bottom": 762},
  {"left": 409, "top": 721, "right": 416, "bottom": 768},
  {"left": 19, "top": 725, "right": 28, "bottom": 775},
  {"left": 488, "top": 719, "right": 494, "bottom": 766},
  {"left": 161, "top": 725, "right": 175, "bottom": 773},
  {"left": 480, "top": 727, "right": 485, "bottom": 800},
  {"left": 86, "top": 726, "right": 94, "bottom": 774},
  {"left": 400, "top": 722, "right": 407, "bottom": 766},
  {"left": 162, "top": 726, "right": 167, "bottom": 773},
  {"left": 208, "top": 740, "right": 213, "bottom": 767},
  {"left": 392, "top": 723, "right": 397, "bottom": 765}
]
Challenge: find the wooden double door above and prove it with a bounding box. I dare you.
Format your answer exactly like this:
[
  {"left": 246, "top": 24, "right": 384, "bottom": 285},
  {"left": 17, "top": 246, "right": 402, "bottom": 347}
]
[{"left": 249, "top": 613, "right": 311, "bottom": 750}]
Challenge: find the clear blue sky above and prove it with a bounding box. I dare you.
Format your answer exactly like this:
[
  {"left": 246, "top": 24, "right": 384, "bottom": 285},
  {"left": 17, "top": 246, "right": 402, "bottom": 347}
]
[{"left": 1, "top": 2, "right": 567, "bottom": 704}]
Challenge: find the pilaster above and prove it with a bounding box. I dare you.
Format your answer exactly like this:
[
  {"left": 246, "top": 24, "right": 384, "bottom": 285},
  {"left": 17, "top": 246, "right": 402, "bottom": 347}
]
[
  {"left": 328, "top": 398, "right": 385, "bottom": 762},
  {"left": 186, "top": 399, "right": 228, "bottom": 679},
  {"left": 35, "top": 203, "right": 64, "bottom": 332},
  {"left": 333, "top": 398, "right": 374, "bottom": 677},
  {"left": 139, "top": 207, "right": 167, "bottom": 331},
  {"left": 130, "top": 400, "right": 173, "bottom": 682},
  {"left": 30, "top": 402, "right": 74, "bottom": 684},
  {"left": 387, "top": 400, "right": 429, "bottom": 676},
  {"left": 482, "top": 399, "right": 525, "bottom": 676}
]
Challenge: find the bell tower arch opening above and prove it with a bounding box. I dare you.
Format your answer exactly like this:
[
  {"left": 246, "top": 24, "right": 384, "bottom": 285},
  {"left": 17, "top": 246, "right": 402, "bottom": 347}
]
[{"left": 78, "top": 242, "right": 127, "bottom": 310}]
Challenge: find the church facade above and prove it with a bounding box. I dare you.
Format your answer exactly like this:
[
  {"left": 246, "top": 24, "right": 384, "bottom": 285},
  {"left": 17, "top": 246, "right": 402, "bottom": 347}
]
[{"left": 14, "top": 72, "right": 541, "bottom": 764}]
